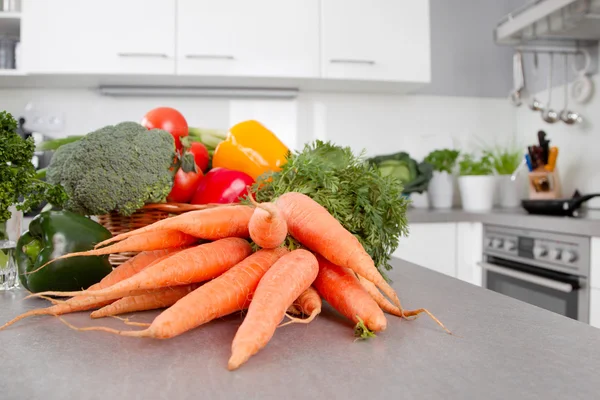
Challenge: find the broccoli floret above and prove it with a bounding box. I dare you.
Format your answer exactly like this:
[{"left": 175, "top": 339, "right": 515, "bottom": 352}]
[{"left": 47, "top": 122, "right": 176, "bottom": 216}]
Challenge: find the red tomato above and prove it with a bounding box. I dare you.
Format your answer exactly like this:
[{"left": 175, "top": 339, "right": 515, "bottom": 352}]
[
  {"left": 167, "top": 168, "right": 204, "bottom": 203},
  {"left": 188, "top": 142, "right": 210, "bottom": 172},
  {"left": 141, "top": 107, "right": 188, "bottom": 152},
  {"left": 191, "top": 168, "right": 254, "bottom": 205}
]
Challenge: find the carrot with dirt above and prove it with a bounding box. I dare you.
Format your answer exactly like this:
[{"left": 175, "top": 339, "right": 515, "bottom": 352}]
[
  {"left": 28, "top": 238, "right": 252, "bottom": 302},
  {"left": 30, "top": 230, "right": 198, "bottom": 274},
  {"left": 247, "top": 194, "right": 287, "bottom": 249},
  {"left": 281, "top": 286, "right": 322, "bottom": 327},
  {"left": 59, "top": 248, "right": 288, "bottom": 338},
  {"left": 0, "top": 248, "right": 183, "bottom": 330},
  {"left": 356, "top": 274, "right": 451, "bottom": 334},
  {"left": 228, "top": 249, "right": 319, "bottom": 370},
  {"left": 313, "top": 255, "right": 387, "bottom": 337},
  {"left": 90, "top": 283, "right": 201, "bottom": 318},
  {"left": 275, "top": 192, "right": 402, "bottom": 309},
  {"left": 94, "top": 205, "right": 253, "bottom": 248}
]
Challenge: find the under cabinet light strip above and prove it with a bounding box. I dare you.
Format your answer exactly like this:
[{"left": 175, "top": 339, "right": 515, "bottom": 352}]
[{"left": 97, "top": 86, "right": 299, "bottom": 99}]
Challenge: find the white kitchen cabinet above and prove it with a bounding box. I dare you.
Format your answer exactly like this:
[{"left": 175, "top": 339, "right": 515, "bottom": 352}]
[
  {"left": 176, "top": 0, "right": 319, "bottom": 77},
  {"left": 393, "top": 223, "right": 457, "bottom": 277},
  {"left": 590, "top": 237, "right": 600, "bottom": 289},
  {"left": 321, "top": 0, "right": 430, "bottom": 82},
  {"left": 22, "top": 0, "right": 175, "bottom": 74},
  {"left": 591, "top": 288, "right": 600, "bottom": 329},
  {"left": 456, "top": 222, "right": 483, "bottom": 287}
]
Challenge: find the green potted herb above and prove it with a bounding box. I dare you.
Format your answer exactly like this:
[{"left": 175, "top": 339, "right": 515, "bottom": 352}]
[
  {"left": 486, "top": 146, "right": 523, "bottom": 208},
  {"left": 0, "top": 111, "right": 67, "bottom": 290},
  {"left": 424, "top": 149, "right": 460, "bottom": 209},
  {"left": 457, "top": 153, "right": 495, "bottom": 211}
]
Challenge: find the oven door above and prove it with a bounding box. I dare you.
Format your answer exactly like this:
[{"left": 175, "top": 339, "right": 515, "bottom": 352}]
[{"left": 480, "top": 255, "right": 589, "bottom": 323}]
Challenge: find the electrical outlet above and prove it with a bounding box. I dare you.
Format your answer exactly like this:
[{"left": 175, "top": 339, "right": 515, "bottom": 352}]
[{"left": 22, "top": 102, "right": 66, "bottom": 136}]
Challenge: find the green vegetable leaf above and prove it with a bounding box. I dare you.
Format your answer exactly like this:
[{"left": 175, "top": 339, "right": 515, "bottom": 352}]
[
  {"left": 458, "top": 153, "right": 494, "bottom": 176},
  {"left": 0, "top": 111, "right": 67, "bottom": 222},
  {"left": 424, "top": 149, "right": 460, "bottom": 174},
  {"left": 253, "top": 140, "right": 409, "bottom": 273}
]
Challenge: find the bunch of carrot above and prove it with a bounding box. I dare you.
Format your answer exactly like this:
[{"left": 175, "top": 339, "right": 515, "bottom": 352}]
[{"left": 1, "top": 192, "right": 449, "bottom": 370}]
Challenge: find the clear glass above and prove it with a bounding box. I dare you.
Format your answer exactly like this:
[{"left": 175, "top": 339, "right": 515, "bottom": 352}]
[{"left": 0, "top": 206, "right": 22, "bottom": 290}]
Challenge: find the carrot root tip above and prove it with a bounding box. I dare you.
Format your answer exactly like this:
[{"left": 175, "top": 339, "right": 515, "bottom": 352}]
[
  {"left": 109, "top": 316, "right": 152, "bottom": 327},
  {"left": 56, "top": 316, "right": 149, "bottom": 337},
  {"left": 277, "top": 308, "right": 321, "bottom": 328},
  {"left": 353, "top": 316, "right": 376, "bottom": 341}
]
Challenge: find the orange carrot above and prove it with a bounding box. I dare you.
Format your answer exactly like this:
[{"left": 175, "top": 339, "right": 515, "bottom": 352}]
[
  {"left": 95, "top": 205, "right": 253, "bottom": 248},
  {"left": 0, "top": 248, "right": 182, "bottom": 331},
  {"left": 356, "top": 274, "right": 451, "bottom": 334},
  {"left": 313, "top": 255, "right": 387, "bottom": 335},
  {"left": 30, "top": 230, "right": 198, "bottom": 274},
  {"left": 280, "top": 286, "right": 322, "bottom": 327},
  {"left": 275, "top": 192, "right": 402, "bottom": 309},
  {"left": 90, "top": 283, "right": 201, "bottom": 319},
  {"left": 248, "top": 194, "right": 287, "bottom": 249},
  {"left": 228, "top": 249, "right": 318, "bottom": 370},
  {"left": 29, "top": 238, "right": 252, "bottom": 302},
  {"left": 59, "top": 248, "right": 288, "bottom": 339}
]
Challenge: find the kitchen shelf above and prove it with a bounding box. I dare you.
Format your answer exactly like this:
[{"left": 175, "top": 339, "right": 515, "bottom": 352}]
[
  {"left": 0, "top": 11, "right": 20, "bottom": 36},
  {"left": 495, "top": 0, "right": 600, "bottom": 46}
]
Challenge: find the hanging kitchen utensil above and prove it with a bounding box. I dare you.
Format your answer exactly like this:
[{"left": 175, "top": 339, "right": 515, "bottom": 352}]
[
  {"left": 529, "top": 52, "right": 545, "bottom": 111},
  {"left": 541, "top": 53, "right": 559, "bottom": 123},
  {"left": 510, "top": 51, "right": 525, "bottom": 106},
  {"left": 571, "top": 49, "right": 594, "bottom": 104},
  {"left": 560, "top": 54, "right": 582, "bottom": 124}
]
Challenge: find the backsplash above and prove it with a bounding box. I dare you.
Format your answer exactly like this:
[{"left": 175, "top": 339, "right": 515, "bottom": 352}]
[
  {"left": 0, "top": 88, "right": 514, "bottom": 158},
  {"left": 514, "top": 75, "right": 600, "bottom": 207}
]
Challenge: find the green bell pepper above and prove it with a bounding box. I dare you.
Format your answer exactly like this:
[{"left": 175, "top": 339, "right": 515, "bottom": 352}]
[{"left": 16, "top": 210, "right": 113, "bottom": 293}]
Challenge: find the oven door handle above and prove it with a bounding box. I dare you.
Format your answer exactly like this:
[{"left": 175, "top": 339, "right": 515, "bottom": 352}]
[{"left": 477, "top": 262, "right": 574, "bottom": 293}]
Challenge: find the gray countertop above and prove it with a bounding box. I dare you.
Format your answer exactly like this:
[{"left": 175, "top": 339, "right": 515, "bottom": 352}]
[
  {"left": 2, "top": 258, "right": 600, "bottom": 400},
  {"left": 408, "top": 207, "right": 600, "bottom": 236}
]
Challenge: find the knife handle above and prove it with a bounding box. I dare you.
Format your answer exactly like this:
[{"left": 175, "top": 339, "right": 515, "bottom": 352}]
[{"left": 545, "top": 147, "right": 558, "bottom": 172}]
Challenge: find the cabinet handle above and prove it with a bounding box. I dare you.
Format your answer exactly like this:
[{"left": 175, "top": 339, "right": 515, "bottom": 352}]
[
  {"left": 117, "top": 52, "right": 169, "bottom": 58},
  {"left": 185, "top": 54, "right": 235, "bottom": 60},
  {"left": 330, "top": 59, "right": 375, "bottom": 65}
]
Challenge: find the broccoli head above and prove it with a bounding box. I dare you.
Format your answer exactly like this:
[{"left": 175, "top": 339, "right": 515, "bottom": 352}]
[{"left": 47, "top": 121, "right": 176, "bottom": 216}]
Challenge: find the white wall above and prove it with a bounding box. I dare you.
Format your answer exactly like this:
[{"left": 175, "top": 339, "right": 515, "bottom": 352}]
[
  {"left": 1, "top": 88, "right": 514, "bottom": 159},
  {"left": 515, "top": 76, "right": 600, "bottom": 207}
]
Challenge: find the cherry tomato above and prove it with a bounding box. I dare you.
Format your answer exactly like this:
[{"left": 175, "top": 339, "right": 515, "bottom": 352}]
[
  {"left": 141, "top": 107, "right": 188, "bottom": 152},
  {"left": 188, "top": 142, "right": 210, "bottom": 172},
  {"left": 167, "top": 168, "right": 204, "bottom": 203},
  {"left": 191, "top": 168, "right": 254, "bottom": 204}
]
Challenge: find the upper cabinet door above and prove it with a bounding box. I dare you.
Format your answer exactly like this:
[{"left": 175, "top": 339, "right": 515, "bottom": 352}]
[
  {"left": 22, "top": 0, "right": 175, "bottom": 74},
  {"left": 176, "top": 0, "right": 319, "bottom": 77},
  {"left": 321, "top": 0, "right": 431, "bottom": 82}
]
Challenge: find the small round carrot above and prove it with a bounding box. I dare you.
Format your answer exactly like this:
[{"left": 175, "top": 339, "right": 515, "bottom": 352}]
[
  {"left": 28, "top": 238, "right": 252, "bottom": 302},
  {"left": 57, "top": 248, "right": 288, "bottom": 339},
  {"left": 313, "top": 255, "right": 387, "bottom": 334},
  {"left": 0, "top": 248, "right": 183, "bottom": 331},
  {"left": 280, "top": 286, "right": 322, "bottom": 327},
  {"left": 29, "top": 230, "right": 198, "bottom": 274},
  {"left": 357, "top": 274, "right": 451, "bottom": 334},
  {"left": 275, "top": 192, "right": 402, "bottom": 309},
  {"left": 228, "top": 249, "right": 319, "bottom": 371},
  {"left": 95, "top": 205, "right": 253, "bottom": 248},
  {"left": 90, "top": 284, "right": 201, "bottom": 319},
  {"left": 248, "top": 194, "right": 287, "bottom": 249}
]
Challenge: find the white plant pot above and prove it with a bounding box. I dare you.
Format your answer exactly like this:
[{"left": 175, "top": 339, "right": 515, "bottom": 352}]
[
  {"left": 428, "top": 171, "right": 454, "bottom": 209},
  {"left": 496, "top": 175, "right": 521, "bottom": 208},
  {"left": 458, "top": 175, "right": 496, "bottom": 211}
]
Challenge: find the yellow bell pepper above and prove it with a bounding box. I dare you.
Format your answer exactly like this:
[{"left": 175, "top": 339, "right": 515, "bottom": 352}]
[{"left": 212, "top": 120, "right": 289, "bottom": 180}]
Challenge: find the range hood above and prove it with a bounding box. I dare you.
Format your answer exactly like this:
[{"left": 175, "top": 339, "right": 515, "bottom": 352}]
[{"left": 495, "top": 0, "right": 600, "bottom": 45}]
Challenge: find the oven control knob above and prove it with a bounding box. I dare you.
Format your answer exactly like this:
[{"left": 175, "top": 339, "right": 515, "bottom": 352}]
[
  {"left": 492, "top": 238, "right": 504, "bottom": 249},
  {"left": 485, "top": 237, "right": 494, "bottom": 248},
  {"left": 549, "top": 248, "right": 562, "bottom": 261},
  {"left": 505, "top": 240, "right": 517, "bottom": 251},
  {"left": 533, "top": 245, "right": 548, "bottom": 258},
  {"left": 562, "top": 250, "right": 578, "bottom": 263}
]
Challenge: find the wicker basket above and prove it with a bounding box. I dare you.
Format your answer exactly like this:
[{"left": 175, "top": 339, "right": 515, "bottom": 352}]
[{"left": 97, "top": 203, "right": 223, "bottom": 267}]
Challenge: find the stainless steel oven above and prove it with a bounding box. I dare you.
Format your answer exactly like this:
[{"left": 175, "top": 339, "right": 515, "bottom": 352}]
[{"left": 481, "top": 225, "right": 590, "bottom": 323}]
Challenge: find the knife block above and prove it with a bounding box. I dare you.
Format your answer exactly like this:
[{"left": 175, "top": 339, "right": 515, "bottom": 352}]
[{"left": 528, "top": 168, "right": 562, "bottom": 199}]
